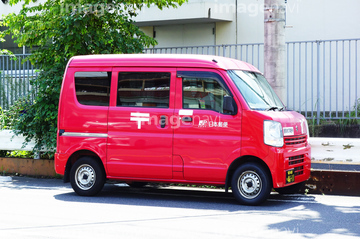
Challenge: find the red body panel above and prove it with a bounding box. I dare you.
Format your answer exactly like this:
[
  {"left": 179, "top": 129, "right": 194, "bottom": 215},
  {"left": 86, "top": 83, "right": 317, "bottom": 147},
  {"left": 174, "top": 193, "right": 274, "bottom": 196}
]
[{"left": 55, "top": 54, "right": 311, "bottom": 189}]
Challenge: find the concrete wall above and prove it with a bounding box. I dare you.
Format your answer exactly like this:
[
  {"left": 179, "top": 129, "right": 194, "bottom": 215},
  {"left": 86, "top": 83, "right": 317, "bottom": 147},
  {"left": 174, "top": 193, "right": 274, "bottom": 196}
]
[
  {"left": 153, "top": 23, "right": 216, "bottom": 47},
  {"left": 136, "top": 0, "right": 360, "bottom": 47},
  {"left": 285, "top": 0, "right": 360, "bottom": 41},
  {"left": 135, "top": 0, "right": 234, "bottom": 26},
  {"left": 0, "top": 157, "right": 56, "bottom": 177},
  {"left": 2, "top": 0, "right": 359, "bottom": 48}
]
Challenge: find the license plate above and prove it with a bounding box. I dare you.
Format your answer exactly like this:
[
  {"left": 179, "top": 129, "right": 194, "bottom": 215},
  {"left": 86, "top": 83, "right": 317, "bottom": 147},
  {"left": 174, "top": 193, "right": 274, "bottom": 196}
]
[{"left": 286, "top": 169, "right": 295, "bottom": 184}]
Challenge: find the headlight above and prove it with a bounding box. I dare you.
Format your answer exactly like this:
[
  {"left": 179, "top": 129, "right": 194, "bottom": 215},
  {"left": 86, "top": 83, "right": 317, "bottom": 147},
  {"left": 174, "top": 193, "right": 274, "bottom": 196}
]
[
  {"left": 301, "top": 119, "right": 310, "bottom": 137},
  {"left": 264, "top": 120, "right": 284, "bottom": 147}
]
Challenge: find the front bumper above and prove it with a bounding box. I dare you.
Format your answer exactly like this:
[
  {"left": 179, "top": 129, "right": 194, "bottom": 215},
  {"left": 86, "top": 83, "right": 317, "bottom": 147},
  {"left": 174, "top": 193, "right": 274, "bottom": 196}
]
[{"left": 270, "top": 137, "right": 311, "bottom": 188}]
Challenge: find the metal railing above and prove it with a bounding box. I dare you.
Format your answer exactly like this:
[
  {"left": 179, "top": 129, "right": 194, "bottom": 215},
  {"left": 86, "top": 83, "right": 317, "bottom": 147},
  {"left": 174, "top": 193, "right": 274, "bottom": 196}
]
[
  {"left": 1, "top": 38, "right": 359, "bottom": 122},
  {"left": 144, "top": 43, "right": 265, "bottom": 72},
  {"left": 0, "top": 54, "right": 38, "bottom": 110},
  {"left": 286, "top": 39, "right": 360, "bottom": 123}
]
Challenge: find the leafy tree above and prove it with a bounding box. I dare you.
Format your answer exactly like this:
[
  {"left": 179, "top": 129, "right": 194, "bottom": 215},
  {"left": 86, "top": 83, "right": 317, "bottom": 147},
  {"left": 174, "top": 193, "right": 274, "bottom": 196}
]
[
  {"left": 1, "top": 0, "right": 186, "bottom": 156},
  {"left": 0, "top": 37, "right": 13, "bottom": 55}
]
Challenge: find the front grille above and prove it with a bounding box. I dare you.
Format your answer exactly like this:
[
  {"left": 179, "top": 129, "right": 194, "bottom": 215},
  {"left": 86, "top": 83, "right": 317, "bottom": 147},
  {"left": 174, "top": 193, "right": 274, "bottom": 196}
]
[
  {"left": 285, "top": 135, "right": 307, "bottom": 146},
  {"left": 289, "top": 155, "right": 305, "bottom": 166},
  {"left": 294, "top": 166, "right": 304, "bottom": 176}
]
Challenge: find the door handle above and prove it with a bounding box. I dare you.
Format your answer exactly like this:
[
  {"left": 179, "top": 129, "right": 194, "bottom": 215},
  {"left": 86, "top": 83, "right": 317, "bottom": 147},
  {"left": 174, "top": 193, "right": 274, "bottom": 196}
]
[
  {"left": 181, "top": 116, "right": 193, "bottom": 122},
  {"left": 160, "top": 115, "right": 167, "bottom": 128}
]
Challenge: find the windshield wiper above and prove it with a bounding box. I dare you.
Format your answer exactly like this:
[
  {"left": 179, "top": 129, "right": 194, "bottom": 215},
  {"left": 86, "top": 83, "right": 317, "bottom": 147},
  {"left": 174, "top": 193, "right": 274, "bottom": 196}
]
[{"left": 267, "top": 106, "right": 285, "bottom": 111}]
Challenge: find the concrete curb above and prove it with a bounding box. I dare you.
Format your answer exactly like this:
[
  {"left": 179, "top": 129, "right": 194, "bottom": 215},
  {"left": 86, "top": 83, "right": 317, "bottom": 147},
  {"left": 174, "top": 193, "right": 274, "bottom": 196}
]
[
  {"left": 312, "top": 161, "right": 360, "bottom": 171},
  {"left": 0, "top": 157, "right": 57, "bottom": 177}
]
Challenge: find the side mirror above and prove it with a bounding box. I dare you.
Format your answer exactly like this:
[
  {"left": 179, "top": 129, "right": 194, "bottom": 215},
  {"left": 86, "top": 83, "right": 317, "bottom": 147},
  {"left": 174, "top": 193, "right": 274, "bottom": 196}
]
[{"left": 223, "top": 95, "right": 237, "bottom": 115}]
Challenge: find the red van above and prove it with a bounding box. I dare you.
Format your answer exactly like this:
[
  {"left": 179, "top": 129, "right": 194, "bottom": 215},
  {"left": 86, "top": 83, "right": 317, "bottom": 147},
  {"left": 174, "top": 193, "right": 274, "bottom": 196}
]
[{"left": 55, "top": 54, "right": 311, "bottom": 205}]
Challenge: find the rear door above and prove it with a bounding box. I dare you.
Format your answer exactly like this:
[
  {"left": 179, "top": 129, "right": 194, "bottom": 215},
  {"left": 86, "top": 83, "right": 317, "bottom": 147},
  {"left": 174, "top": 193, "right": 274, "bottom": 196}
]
[
  {"left": 107, "top": 68, "right": 176, "bottom": 179},
  {"left": 173, "top": 69, "right": 242, "bottom": 183}
]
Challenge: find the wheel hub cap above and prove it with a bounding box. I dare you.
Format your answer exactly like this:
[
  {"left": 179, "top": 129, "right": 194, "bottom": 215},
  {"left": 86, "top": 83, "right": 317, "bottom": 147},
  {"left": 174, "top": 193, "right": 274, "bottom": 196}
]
[
  {"left": 238, "top": 171, "right": 262, "bottom": 199},
  {"left": 75, "top": 164, "right": 96, "bottom": 191}
]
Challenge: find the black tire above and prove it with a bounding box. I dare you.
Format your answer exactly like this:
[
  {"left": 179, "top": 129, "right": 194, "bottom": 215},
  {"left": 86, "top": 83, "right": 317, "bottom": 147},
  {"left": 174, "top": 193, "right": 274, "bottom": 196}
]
[
  {"left": 70, "top": 157, "right": 105, "bottom": 196},
  {"left": 274, "top": 182, "right": 305, "bottom": 194},
  {"left": 231, "top": 162, "right": 272, "bottom": 206}
]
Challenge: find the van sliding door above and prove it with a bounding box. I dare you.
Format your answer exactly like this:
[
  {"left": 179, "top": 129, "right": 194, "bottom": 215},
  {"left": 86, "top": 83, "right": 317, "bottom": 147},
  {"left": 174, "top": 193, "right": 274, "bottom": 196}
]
[{"left": 106, "top": 68, "right": 176, "bottom": 180}]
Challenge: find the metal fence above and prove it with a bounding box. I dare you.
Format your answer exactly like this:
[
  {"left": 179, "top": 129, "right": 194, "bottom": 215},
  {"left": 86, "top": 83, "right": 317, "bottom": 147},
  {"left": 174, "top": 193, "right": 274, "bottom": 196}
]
[
  {"left": 286, "top": 39, "right": 360, "bottom": 122},
  {"left": 0, "top": 54, "right": 38, "bottom": 110},
  {"left": 144, "top": 43, "right": 265, "bottom": 72},
  {"left": 1, "top": 38, "right": 359, "bottom": 122},
  {"left": 145, "top": 38, "right": 360, "bottom": 121}
]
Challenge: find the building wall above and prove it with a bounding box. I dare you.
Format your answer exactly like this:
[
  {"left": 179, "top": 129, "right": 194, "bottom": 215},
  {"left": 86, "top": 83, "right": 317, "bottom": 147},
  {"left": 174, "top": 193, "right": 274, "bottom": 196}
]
[
  {"left": 136, "top": 0, "right": 360, "bottom": 47},
  {"left": 154, "top": 23, "right": 216, "bottom": 47},
  {"left": 2, "top": 0, "right": 359, "bottom": 48},
  {"left": 285, "top": 0, "right": 360, "bottom": 41}
]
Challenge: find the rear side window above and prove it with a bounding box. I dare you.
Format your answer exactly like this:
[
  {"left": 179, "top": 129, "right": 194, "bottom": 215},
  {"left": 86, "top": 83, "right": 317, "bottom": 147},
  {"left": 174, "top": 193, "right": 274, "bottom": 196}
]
[
  {"left": 75, "top": 72, "right": 111, "bottom": 106},
  {"left": 117, "top": 72, "right": 170, "bottom": 108}
]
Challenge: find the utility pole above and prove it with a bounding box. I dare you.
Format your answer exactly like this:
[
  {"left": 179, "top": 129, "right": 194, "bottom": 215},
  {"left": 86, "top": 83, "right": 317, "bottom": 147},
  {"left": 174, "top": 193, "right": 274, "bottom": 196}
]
[{"left": 264, "top": 0, "right": 286, "bottom": 102}]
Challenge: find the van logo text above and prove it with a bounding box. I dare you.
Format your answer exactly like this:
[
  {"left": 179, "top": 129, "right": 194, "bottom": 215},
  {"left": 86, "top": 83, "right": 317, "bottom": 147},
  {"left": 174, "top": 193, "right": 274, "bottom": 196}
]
[
  {"left": 130, "top": 112, "right": 150, "bottom": 129},
  {"left": 198, "top": 120, "right": 228, "bottom": 128}
]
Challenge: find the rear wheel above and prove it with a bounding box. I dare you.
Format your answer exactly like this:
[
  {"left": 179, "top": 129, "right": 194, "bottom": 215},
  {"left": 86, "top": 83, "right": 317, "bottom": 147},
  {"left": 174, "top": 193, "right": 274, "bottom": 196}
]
[
  {"left": 231, "top": 162, "right": 272, "bottom": 205},
  {"left": 70, "top": 157, "right": 105, "bottom": 196}
]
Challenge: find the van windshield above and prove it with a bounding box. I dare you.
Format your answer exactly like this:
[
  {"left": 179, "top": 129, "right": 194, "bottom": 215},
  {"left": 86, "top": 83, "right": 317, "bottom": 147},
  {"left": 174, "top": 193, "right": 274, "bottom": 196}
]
[{"left": 228, "top": 70, "right": 284, "bottom": 111}]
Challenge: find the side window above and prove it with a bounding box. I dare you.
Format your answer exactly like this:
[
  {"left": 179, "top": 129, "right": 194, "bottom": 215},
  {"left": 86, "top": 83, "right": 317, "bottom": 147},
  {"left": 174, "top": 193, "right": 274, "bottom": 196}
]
[
  {"left": 182, "top": 73, "right": 231, "bottom": 113},
  {"left": 75, "top": 72, "right": 111, "bottom": 106},
  {"left": 117, "top": 72, "right": 170, "bottom": 108}
]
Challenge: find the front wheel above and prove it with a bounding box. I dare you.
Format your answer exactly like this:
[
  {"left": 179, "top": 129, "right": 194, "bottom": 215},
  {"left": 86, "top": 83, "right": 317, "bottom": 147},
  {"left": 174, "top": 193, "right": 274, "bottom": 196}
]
[
  {"left": 231, "top": 163, "right": 272, "bottom": 205},
  {"left": 70, "top": 157, "right": 105, "bottom": 196}
]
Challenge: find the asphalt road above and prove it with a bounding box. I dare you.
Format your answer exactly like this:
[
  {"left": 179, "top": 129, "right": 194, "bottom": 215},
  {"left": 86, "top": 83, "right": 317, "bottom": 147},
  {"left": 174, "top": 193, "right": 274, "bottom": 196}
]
[{"left": 0, "top": 176, "right": 359, "bottom": 239}]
